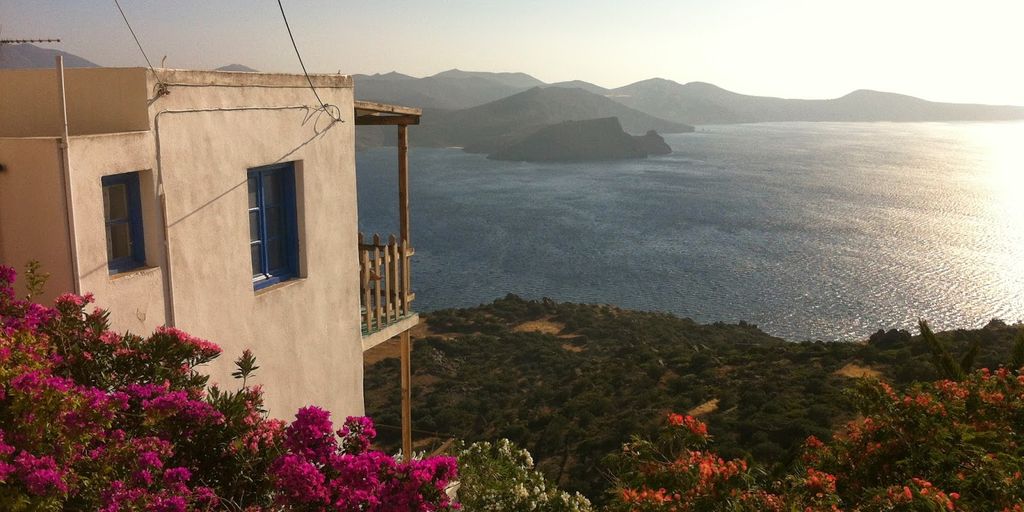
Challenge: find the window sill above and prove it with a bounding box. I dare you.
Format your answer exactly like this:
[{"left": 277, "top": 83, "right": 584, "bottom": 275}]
[
  {"left": 109, "top": 265, "right": 160, "bottom": 281},
  {"left": 254, "top": 277, "right": 305, "bottom": 297}
]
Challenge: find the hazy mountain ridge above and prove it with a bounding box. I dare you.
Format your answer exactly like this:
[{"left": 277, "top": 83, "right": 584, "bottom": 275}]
[
  {"left": 416, "top": 87, "right": 693, "bottom": 153},
  {"left": 546, "top": 80, "right": 612, "bottom": 95},
  {"left": 430, "top": 68, "right": 546, "bottom": 89},
  {"left": 612, "top": 79, "right": 1024, "bottom": 124},
  {"left": 214, "top": 64, "right": 258, "bottom": 72},
  {"left": 354, "top": 68, "right": 1024, "bottom": 153},
  {"left": 356, "top": 69, "right": 542, "bottom": 110},
  {"left": 356, "top": 70, "right": 1024, "bottom": 126},
  {"left": 0, "top": 43, "right": 98, "bottom": 68}
]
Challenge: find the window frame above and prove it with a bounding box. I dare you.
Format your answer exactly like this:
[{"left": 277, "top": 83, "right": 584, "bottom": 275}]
[
  {"left": 101, "top": 172, "right": 146, "bottom": 274},
  {"left": 248, "top": 162, "right": 299, "bottom": 290}
]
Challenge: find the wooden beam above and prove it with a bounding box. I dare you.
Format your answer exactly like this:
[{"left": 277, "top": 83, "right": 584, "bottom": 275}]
[
  {"left": 400, "top": 330, "right": 413, "bottom": 461},
  {"left": 398, "top": 124, "right": 410, "bottom": 246},
  {"left": 354, "top": 114, "right": 420, "bottom": 126},
  {"left": 354, "top": 100, "right": 422, "bottom": 116}
]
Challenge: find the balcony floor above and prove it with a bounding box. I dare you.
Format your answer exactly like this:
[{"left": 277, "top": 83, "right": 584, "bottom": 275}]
[{"left": 361, "top": 313, "right": 419, "bottom": 352}]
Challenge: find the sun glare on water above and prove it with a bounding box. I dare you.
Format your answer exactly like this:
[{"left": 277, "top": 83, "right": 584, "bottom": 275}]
[{"left": 970, "top": 121, "right": 1024, "bottom": 317}]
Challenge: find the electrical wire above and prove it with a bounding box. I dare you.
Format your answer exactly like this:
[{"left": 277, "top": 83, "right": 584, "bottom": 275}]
[
  {"left": 112, "top": 0, "right": 164, "bottom": 89},
  {"left": 276, "top": 0, "right": 341, "bottom": 121}
]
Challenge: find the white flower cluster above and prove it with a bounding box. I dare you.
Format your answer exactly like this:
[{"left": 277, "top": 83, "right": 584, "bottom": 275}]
[{"left": 457, "top": 439, "right": 592, "bottom": 512}]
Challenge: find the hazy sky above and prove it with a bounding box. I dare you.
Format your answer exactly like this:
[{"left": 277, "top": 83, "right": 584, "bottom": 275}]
[{"left": 3, "top": 0, "right": 1023, "bottom": 105}]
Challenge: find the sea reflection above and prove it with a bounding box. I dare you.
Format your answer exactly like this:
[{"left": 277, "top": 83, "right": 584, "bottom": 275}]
[
  {"left": 969, "top": 122, "right": 1024, "bottom": 318},
  {"left": 357, "top": 121, "right": 1024, "bottom": 341}
]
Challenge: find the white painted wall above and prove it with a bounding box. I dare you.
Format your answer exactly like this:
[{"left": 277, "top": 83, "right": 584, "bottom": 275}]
[{"left": 68, "top": 131, "right": 165, "bottom": 336}]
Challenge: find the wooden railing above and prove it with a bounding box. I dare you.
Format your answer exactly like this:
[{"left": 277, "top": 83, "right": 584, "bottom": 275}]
[{"left": 358, "top": 232, "right": 415, "bottom": 334}]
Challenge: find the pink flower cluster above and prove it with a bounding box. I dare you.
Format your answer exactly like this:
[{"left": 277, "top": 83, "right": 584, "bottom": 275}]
[{"left": 272, "top": 407, "right": 459, "bottom": 511}]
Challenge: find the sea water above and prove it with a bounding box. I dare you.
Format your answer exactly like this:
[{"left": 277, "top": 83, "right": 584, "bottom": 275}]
[{"left": 356, "top": 121, "right": 1024, "bottom": 341}]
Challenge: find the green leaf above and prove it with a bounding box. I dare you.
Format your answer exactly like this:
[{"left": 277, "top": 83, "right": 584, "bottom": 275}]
[
  {"left": 231, "top": 349, "right": 260, "bottom": 386},
  {"left": 1012, "top": 330, "right": 1024, "bottom": 371},
  {"left": 919, "top": 320, "right": 964, "bottom": 381}
]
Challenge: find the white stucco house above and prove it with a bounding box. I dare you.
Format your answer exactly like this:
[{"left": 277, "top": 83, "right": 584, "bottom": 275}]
[{"left": 0, "top": 64, "right": 421, "bottom": 445}]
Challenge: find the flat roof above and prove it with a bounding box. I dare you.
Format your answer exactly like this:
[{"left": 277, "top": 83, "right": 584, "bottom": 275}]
[
  {"left": 155, "top": 68, "right": 353, "bottom": 88},
  {"left": 354, "top": 100, "right": 421, "bottom": 126}
]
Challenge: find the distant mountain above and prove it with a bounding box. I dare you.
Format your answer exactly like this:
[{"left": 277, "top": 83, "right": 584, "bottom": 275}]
[
  {"left": 416, "top": 86, "right": 693, "bottom": 153},
  {"left": 215, "top": 64, "right": 258, "bottom": 72},
  {"left": 490, "top": 117, "right": 664, "bottom": 162},
  {"left": 352, "top": 71, "right": 416, "bottom": 81},
  {"left": 823, "top": 89, "right": 1024, "bottom": 122},
  {"left": 429, "top": 68, "right": 546, "bottom": 89},
  {"left": 348, "top": 68, "right": 1024, "bottom": 151},
  {"left": 547, "top": 80, "right": 611, "bottom": 95},
  {"left": 0, "top": 43, "right": 98, "bottom": 68},
  {"left": 355, "top": 69, "right": 547, "bottom": 110},
  {"left": 611, "top": 79, "right": 1024, "bottom": 125}
]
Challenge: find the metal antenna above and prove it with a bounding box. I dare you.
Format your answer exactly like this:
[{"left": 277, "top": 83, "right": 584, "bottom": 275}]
[
  {"left": 0, "top": 38, "right": 62, "bottom": 44},
  {"left": 0, "top": 25, "right": 62, "bottom": 65},
  {"left": 0, "top": 26, "right": 62, "bottom": 45}
]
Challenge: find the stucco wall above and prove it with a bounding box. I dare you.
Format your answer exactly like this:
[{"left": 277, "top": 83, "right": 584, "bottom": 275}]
[
  {"left": 67, "top": 131, "right": 166, "bottom": 335},
  {"left": 0, "top": 138, "right": 76, "bottom": 300},
  {"left": 0, "top": 68, "right": 150, "bottom": 137},
  {"left": 145, "top": 74, "right": 363, "bottom": 418}
]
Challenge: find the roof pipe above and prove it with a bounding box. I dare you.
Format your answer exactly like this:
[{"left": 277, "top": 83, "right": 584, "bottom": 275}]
[{"left": 56, "top": 55, "right": 81, "bottom": 293}]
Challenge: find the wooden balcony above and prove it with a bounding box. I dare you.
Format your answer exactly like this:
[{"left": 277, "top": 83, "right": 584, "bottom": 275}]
[
  {"left": 358, "top": 232, "right": 418, "bottom": 349},
  {"left": 354, "top": 100, "right": 421, "bottom": 462}
]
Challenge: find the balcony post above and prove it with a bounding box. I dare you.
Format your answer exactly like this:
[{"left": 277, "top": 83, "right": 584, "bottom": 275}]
[
  {"left": 400, "top": 329, "right": 412, "bottom": 460},
  {"left": 398, "top": 124, "right": 410, "bottom": 245},
  {"left": 397, "top": 123, "right": 413, "bottom": 461}
]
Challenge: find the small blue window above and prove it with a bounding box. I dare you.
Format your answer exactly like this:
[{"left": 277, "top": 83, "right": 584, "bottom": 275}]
[
  {"left": 102, "top": 172, "right": 146, "bottom": 273},
  {"left": 248, "top": 163, "right": 299, "bottom": 290}
]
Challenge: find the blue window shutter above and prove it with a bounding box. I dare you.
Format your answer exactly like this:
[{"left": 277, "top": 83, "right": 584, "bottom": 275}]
[
  {"left": 248, "top": 162, "right": 299, "bottom": 290},
  {"left": 102, "top": 172, "right": 146, "bottom": 273}
]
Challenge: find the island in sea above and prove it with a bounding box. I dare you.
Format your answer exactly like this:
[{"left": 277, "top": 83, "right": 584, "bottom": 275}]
[{"left": 488, "top": 117, "right": 672, "bottom": 162}]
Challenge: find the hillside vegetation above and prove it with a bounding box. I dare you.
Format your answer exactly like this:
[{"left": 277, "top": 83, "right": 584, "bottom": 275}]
[{"left": 363, "top": 295, "right": 1023, "bottom": 502}]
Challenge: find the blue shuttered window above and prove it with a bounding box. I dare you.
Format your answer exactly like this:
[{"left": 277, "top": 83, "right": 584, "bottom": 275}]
[
  {"left": 102, "top": 172, "right": 146, "bottom": 273},
  {"left": 248, "top": 163, "right": 299, "bottom": 290}
]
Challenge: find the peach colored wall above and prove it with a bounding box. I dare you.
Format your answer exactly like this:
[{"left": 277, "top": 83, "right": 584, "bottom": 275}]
[
  {"left": 0, "top": 67, "right": 149, "bottom": 137},
  {"left": 0, "top": 138, "right": 75, "bottom": 300}
]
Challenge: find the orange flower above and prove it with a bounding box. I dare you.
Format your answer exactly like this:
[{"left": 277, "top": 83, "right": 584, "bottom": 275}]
[{"left": 667, "top": 413, "right": 685, "bottom": 427}]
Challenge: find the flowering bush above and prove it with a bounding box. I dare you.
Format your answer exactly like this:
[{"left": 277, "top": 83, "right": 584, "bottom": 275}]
[
  {"left": 801, "top": 370, "right": 1024, "bottom": 510},
  {"left": 0, "top": 265, "right": 457, "bottom": 511},
  {"left": 456, "top": 438, "right": 592, "bottom": 512},
  {"left": 272, "top": 408, "right": 458, "bottom": 511},
  {"left": 608, "top": 369, "right": 1024, "bottom": 511},
  {"left": 606, "top": 413, "right": 776, "bottom": 512}
]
